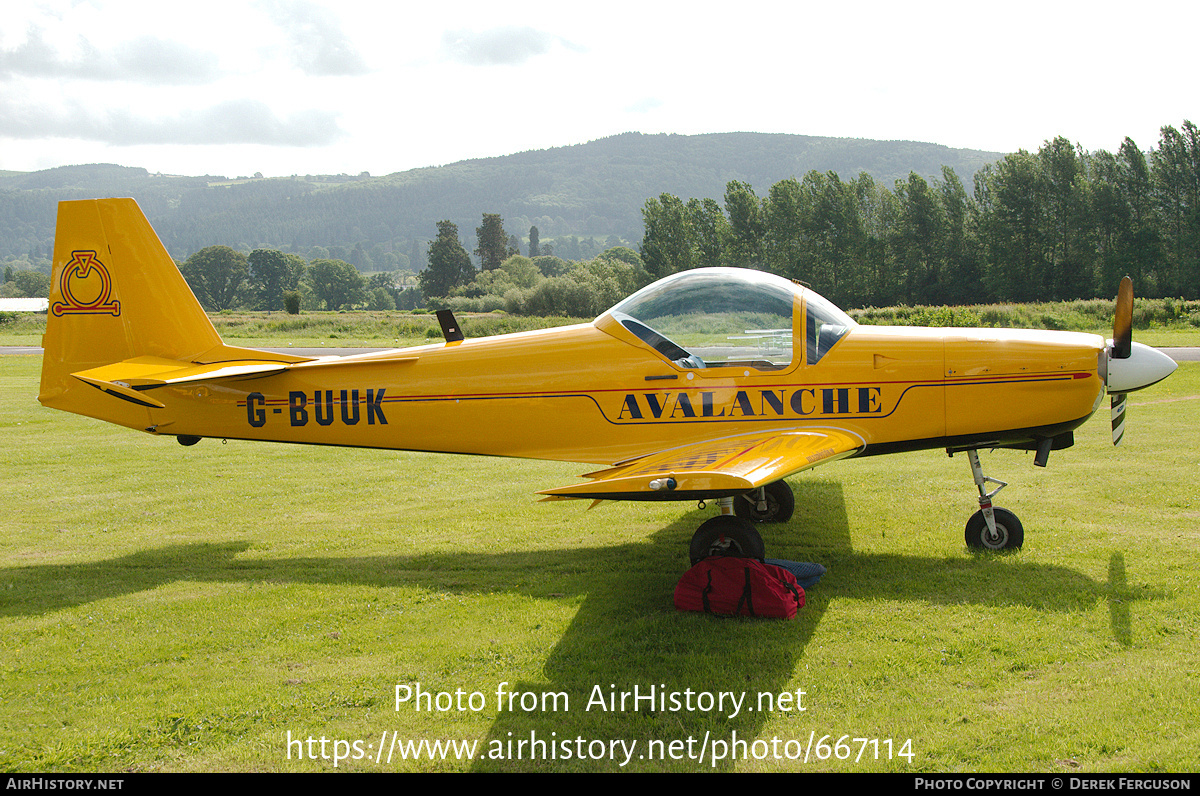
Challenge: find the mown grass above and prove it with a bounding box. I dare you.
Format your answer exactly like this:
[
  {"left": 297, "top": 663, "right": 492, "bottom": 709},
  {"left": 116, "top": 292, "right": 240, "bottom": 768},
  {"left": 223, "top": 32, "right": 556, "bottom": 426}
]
[{"left": 2, "top": 355, "right": 1198, "bottom": 772}]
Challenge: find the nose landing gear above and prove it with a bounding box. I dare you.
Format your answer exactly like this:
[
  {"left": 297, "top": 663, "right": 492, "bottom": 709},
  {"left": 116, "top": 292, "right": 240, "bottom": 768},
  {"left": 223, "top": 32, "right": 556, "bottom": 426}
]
[{"left": 959, "top": 449, "right": 1024, "bottom": 550}]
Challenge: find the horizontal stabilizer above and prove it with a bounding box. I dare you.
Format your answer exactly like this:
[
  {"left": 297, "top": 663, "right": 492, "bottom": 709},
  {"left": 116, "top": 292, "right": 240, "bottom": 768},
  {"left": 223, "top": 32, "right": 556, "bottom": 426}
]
[
  {"left": 71, "top": 349, "right": 422, "bottom": 404},
  {"left": 73, "top": 374, "right": 166, "bottom": 408},
  {"left": 290, "top": 354, "right": 419, "bottom": 371},
  {"left": 72, "top": 356, "right": 293, "bottom": 393}
]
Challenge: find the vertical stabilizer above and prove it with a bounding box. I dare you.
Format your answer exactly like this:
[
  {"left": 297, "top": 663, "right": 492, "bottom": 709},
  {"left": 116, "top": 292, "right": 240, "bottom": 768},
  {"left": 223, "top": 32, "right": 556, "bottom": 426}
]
[{"left": 39, "top": 198, "right": 223, "bottom": 418}]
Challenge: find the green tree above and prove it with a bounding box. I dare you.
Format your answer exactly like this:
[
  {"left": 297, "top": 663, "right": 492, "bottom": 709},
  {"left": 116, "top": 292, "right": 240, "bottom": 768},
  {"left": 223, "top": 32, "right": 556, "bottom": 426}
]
[
  {"left": 937, "top": 166, "right": 981, "bottom": 305},
  {"left": 395, "top": 287, "right": 422, "bottom": 310},
  {"left": 892, "top": 172, "right": 944, "bottom": 304},
  {"left": 248, "top": 249, "right": 306, "bottom": 311},
  {"left": 794, "top": 171, "right": 862, "bottom": 305},
  {"left": 420, "top": 220, "right": 474, "bottom": 298},
  {"left": 499, "top": 255, "right": 541, "bottom": 289},
  {"left": 307, "top": 258, "right": 367, "bottom": 310},
  {"left": 639, "top": 193, "right": 693, "bottom": 277},
  {"left": 975, "top": 151, "right": 1045, "bottom": 302},
  {"left": 365, "top": 271, "right": 399, "bottom": 305},
  {"left": 181, "top": 245, "right": 249, "bottom": 310},
  {"left": 687, "top": 198, "right": 727, "bottom": 270},
  {"left": 597, "top": 246, "right": 644, "bottom": 268},
  {"left": 528, "top": 226, "right": 541, "bottom": 258},
  {"left": 1152, "top": 121, "right": 1200, "bottom": 297},
  {"left": 1039, "top": 137, "right": 1093, "bottom": 300},
  {"left": 520, "top": 276, "right": 595, "bottom": 317},
  {"left": 475, "top": 213, "right": 508, "bottom": 271},
  {"left": 763, "top": 177, "right": 806, "bottom": 277},
  {"left": 12, "top": 269, "right": 51, "bottom": 298},
  {"left": 367, "top": 286, "right": 395, "bottom": 310},
  {"left": 723, "top": 181, "right": 766, "bottom": 268},
  {"left": 1113, "top": 137, "right": 1162, "bottom": 293},
  {"left": 576, "top": 254, "right": 651, "bottom": 309},
  {"left": 532, "top": 255, "right": 568, "bottom": 278},
  {"left": 283, "top": 290, "right": 302, "bottom": 314}
]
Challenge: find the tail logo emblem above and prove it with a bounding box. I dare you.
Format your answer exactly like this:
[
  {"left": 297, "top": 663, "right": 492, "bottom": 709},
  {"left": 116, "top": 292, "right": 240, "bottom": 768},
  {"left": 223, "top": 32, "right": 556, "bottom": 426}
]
[{"left": 52, "top": 250, "right": 121, "bottom": 317}]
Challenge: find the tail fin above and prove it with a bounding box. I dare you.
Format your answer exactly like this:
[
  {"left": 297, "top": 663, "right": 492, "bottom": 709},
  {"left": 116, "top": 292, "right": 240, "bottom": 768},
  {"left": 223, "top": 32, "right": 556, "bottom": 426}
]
[{"left": 39, "top": 199, "right": 226, "bottom": 423}]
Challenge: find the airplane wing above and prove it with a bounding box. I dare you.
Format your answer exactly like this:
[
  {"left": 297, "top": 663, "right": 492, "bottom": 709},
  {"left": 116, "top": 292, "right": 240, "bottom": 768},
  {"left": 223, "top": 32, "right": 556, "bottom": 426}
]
[{"left": 539, "top": 427, "right": 866, "bottom": 501}]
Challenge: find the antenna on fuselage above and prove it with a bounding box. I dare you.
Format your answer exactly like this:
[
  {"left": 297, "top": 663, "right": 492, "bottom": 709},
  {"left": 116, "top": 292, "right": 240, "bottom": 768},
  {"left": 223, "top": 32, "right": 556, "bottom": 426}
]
[{"left": 436, "top": 309, "right": 464, "bottom": 343}]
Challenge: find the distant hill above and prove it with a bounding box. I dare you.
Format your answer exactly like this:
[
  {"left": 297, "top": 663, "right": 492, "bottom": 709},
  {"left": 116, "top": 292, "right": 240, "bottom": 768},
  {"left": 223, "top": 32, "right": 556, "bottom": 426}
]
[{"left": 0, "top": 132, "right": 1001, "bottom": 264}]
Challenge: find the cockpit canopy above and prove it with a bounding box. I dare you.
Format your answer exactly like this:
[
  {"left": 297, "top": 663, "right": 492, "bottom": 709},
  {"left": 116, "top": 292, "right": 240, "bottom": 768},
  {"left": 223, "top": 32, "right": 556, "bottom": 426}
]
[{"left": 606, "top": 267, "right": 854, "bottom": 369}]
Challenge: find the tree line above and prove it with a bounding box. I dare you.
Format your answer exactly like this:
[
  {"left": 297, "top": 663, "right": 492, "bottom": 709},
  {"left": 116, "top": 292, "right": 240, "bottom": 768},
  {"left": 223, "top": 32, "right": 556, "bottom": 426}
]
[
  {"left": 0, "top": 134, "right": 998, "bottom": 268},
  {"left": 417, "top": 216, "right": 652, "bottom": 318},
  {"left": 160, "top": 212, "right": 622, "bottom": 316},
  {"left": 639, "top": 122, "right": 1200, "bottom": 307},
  {"left": 20, "top": 123, "right": 1199, "bottom": 318},
  {"left": 179, "top": 246, "right": 420, "bottom": 313}
]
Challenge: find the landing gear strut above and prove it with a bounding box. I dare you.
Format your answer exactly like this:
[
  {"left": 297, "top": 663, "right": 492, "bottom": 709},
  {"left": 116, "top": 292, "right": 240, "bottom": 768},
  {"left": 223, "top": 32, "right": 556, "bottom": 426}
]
[
  {"left": 960, "top": 449, "right": 1024, "bottom": 550},
  {"left": 733, "top": 480, "right": 795, "bottom": 523}
]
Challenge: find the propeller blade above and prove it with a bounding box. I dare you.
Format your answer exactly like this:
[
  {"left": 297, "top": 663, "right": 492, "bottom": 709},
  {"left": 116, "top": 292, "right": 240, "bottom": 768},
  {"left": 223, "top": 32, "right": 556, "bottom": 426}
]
[
  {"left": 1111, "top": 394, "right": 1127, "bottom": 446},
  {"left": 1112, "top": 276, "right": 1133, "bottom": 359}
]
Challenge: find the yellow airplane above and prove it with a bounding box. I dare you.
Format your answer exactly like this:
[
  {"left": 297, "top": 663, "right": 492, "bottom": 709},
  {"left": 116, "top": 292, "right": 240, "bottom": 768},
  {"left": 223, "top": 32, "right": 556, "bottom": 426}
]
[{"left": 39, "top": 198, "right": 1177, "bottom": 559}]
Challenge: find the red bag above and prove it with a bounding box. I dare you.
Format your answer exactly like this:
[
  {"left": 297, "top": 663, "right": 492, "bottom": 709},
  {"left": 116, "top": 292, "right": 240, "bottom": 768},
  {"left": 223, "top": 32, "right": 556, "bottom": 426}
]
[{"left": 674, "top": 556, "right": 804, "bottom": 618}]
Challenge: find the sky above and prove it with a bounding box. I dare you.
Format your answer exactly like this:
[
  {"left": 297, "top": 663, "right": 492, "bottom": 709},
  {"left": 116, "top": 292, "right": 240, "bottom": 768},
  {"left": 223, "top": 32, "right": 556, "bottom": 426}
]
[{"left": 1, "top": 0, "right": 1196, "bottom": 179}]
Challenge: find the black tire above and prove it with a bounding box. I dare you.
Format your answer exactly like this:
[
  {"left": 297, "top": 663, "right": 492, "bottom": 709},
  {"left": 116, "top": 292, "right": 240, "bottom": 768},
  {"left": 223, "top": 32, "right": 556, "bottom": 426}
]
[
  {"left": 689, "top": 515, "right": 766, "bottom": 564},
  {"left": 733, "top": 480, "right": 796, "bottom": 523},
  {"left": 964, "top": 508, "right": 1024, "bottom": 550}
]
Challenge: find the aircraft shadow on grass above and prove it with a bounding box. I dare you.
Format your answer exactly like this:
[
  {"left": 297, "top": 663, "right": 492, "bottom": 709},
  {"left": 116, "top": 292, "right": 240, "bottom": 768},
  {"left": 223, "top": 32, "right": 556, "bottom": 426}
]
[{"left": 2, "top": 481, "right": 1147, "bottom": 770}]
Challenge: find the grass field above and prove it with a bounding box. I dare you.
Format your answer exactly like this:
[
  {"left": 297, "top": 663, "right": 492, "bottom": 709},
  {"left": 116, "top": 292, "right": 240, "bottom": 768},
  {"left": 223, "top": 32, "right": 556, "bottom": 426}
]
[{"left": 2, "top": 354, "right": 1197, "bottom": 772}]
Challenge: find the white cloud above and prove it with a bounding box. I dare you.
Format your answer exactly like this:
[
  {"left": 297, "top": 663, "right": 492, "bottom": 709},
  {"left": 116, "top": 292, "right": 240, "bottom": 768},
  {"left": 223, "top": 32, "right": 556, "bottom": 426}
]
[
  {"left": 262, "top": 0, "right": 370, "bottom": 76},
  {"left": 627, "top": 98, "right": 664, "bottom": 114},
  {"left": 0, "top": 26, "right": 221, "bottom": 85},
  {"left": 441, "top": 26, "right": 582, "bottom": 67},
  {"left": 0, "top": 95, "right": 343, "bottom": 147}
]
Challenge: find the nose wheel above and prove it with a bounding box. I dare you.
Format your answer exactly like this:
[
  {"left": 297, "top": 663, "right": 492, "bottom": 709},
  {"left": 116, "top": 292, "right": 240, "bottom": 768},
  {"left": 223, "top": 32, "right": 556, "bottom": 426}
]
[
  {"left": 964, "top": 506, "right": 1024, "bottom": 550},
  {"left": 959, "top": 449, "right": 1024, "bottom": 550}
]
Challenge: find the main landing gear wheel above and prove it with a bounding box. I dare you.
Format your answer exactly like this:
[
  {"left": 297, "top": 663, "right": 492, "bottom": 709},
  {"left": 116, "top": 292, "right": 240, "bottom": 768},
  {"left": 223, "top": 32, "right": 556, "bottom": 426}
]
[
  {"left": 688, "top": 515, "right": 766, "bottom": 564},
  {"left": 734, "top": 480, "right": 795, "bottom": 524},
  {"left": 964, "top": 507, "right": 1024, "bottom": 550}
]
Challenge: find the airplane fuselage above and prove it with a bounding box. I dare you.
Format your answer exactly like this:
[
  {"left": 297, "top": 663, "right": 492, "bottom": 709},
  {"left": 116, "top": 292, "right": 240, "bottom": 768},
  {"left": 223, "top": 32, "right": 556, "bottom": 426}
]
[{"left": 114, "top": 319, "right": 1106, "bottom": 467}]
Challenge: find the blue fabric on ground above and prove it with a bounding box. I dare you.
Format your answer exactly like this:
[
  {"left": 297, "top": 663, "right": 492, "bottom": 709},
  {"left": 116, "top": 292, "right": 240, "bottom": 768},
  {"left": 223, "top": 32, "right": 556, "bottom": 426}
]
[{"left": 764, "top": 559, "right": 826, "bottom": 589}]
